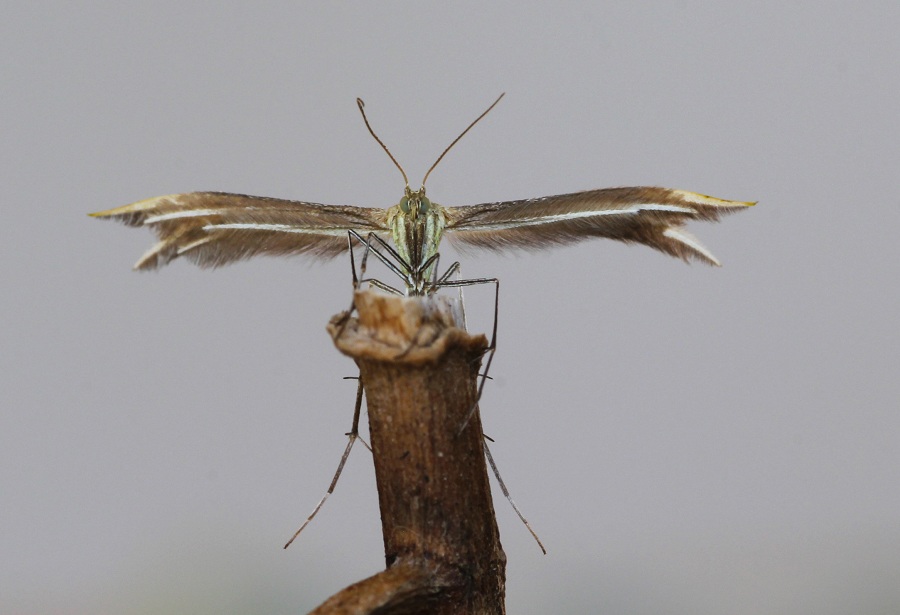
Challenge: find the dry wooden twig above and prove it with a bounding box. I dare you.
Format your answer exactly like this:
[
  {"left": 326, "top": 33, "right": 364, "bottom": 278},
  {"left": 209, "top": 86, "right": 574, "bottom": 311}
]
[{"left": 309, "top": 289, "right": 506, "bottom": 615}]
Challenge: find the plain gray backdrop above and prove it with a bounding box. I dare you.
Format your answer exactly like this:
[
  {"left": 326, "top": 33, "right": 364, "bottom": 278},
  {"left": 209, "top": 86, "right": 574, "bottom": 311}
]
[{"left": 3, "top": 2, "right": 898, "bottom": 614}]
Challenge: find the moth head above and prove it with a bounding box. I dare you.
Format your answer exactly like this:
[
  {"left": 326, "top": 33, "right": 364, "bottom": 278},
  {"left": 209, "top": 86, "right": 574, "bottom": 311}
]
[{"left": 399, "top": 187, "right": 432, "bottom": 219}]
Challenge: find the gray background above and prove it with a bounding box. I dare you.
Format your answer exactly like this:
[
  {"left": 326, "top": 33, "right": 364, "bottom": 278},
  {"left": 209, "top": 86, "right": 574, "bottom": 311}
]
[{"left": 3, "top": 2, "right": 898, "bottom": 614}]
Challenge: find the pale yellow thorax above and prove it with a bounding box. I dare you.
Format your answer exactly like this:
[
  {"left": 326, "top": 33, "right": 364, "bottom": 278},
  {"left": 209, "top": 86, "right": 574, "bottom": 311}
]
[{"left": 385, "top": 187, "right": 447, "bottom": 292}]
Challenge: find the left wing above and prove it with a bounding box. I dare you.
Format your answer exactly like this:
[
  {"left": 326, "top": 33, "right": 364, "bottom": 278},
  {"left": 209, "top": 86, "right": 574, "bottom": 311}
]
[
  {"left": 90, "top": 192, "right": 389, "bottom": 270},
  {"left": 444, "top": 187, "right": 755, "bottom": 266}
]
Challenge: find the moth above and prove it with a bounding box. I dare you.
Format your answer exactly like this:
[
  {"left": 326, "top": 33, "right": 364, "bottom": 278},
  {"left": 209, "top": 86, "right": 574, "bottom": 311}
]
[
  {"left": 90, "top": 94, "right": 754, "bottom": 288},
  {"left": 91, "top": 95, "right": 753, "bottom": 551}
]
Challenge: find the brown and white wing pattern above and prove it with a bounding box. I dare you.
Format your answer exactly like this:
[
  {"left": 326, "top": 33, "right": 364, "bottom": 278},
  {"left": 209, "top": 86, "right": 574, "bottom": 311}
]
[
  {"left": 90, "top": 192, "right": 389, "bottom": 270},
  {"left": 444, "top": 187, "right": 755, "bottom": 266}
]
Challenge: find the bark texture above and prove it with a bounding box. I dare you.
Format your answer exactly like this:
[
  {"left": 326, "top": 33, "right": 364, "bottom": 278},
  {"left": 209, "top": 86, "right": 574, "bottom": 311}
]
[{"left": 310, "top": 290, "right": 506, "bottom": 615}]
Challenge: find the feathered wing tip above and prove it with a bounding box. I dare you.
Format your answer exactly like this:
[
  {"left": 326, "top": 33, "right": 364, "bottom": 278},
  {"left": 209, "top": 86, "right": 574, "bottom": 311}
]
[
  {"left": 90, "top": 192, "right": 389, "bottom": 271},
  {"left": 445, "top": 187, "right": 755, "bottom": 266},
  {"left": 91, "top": 195, "right": 197, "bottom": 269},
  {"left": 634, "top": 190, "right": 755, "bottom": 265}
]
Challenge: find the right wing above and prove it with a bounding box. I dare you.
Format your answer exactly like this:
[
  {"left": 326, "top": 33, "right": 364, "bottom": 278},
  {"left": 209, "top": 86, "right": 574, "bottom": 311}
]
[{"left": 90, "top": 192, "right": 389, "bottom": 270}]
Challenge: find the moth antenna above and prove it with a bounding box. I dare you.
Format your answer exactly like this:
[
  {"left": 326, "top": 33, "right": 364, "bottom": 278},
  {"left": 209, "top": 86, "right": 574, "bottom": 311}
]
[
  {"left": 421, "top": 92, "right": 505, "bottom": 188},
  {"left": 357, "top": 98, "right": 409, "bottom": 187}
]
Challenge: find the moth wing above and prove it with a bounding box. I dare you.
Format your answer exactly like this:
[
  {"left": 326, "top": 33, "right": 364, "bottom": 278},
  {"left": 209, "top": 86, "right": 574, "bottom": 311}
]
[
  {"left": 444, "top": 187, "right": 754, "bottom": 266},
  {"left": 91, "top": 192, "right": 389, "bottom": 270}
]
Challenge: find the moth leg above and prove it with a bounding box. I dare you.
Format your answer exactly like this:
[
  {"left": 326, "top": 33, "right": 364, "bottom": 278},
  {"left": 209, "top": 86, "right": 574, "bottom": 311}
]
[
  {"left": 335, "top": 231, "right": 407, "bottom": 341},
  {"left": 284, "top": 376, "right": 366, "bottom": 549},
  {"left": 431, "top": 273, "right": 498, "bottom": 434},
  {"left": 483, "top": 438, "right": 546, "bottom": 554}
]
